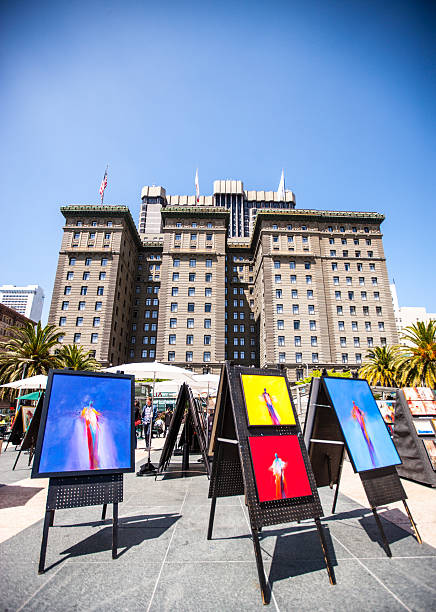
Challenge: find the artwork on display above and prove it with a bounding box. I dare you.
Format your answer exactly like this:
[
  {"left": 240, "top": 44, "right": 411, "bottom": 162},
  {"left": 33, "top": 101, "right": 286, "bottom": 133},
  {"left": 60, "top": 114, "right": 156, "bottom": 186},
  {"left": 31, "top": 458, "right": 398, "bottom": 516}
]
[
  {"left": 22, "top": 406, "right": 35, "bottom": 432},
  {"left": 32, "top": 370, "right": 134, "bottom": 478},
  {"left": 432, "top": 420, "right": 436, "bottom": 434},
  {"left": 403, "top": 387, "right": 436, "bottom": 416},
  {"left": 323, "top": 378, "right": 401, "bottom": 473},
  {"left": 422, "top": 439, "right": 436, "bottom": 470},
  {"left": 377, "top": 400, "right": 395, "bottom": 433},
  {"left": 413, "top": 420, "right": 435, "bottom": 436},
  {"left": 241, "top": 374, "right": 296, "bottom": 426},
  {"left": 248, "top": 435, "right": 312, "bottom": 502}
]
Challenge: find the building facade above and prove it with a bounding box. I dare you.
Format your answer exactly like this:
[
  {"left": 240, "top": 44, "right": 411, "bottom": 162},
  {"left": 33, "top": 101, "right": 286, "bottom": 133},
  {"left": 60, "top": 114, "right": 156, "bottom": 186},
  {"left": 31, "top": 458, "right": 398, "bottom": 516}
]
[
  {"left": 0, "top": 303, "right": 35, "bottom": 340},
  {"left": 0, "top": 284, "right": 44, "bottom": 321},
  {"left": 390, "top": 283, "right": 436, "bottom": 335},
  {"left": 48, "top": 181, "right": 398, "bottom": 381}
]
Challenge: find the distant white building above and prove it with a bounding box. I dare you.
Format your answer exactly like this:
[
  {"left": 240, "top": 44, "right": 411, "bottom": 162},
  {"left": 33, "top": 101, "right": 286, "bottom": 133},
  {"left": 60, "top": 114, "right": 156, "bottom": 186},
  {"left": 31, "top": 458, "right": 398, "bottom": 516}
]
[
  {"left": 390, "top": 283, "right": 436, "bottom": 336},
  {"left": 0, "top": 285, "right": 44, "bottom": 322}
]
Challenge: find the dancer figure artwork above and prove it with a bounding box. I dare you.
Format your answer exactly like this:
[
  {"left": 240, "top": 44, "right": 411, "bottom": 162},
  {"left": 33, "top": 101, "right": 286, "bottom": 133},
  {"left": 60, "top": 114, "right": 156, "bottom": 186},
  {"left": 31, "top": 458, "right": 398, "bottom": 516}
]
[
  {"left": 241, "top": 374, "right": 296, "bottom": 426},
  {"left": 323, "top": 378, "right": 401, "bottom": 473},
  {"left": 249, "top": 435, "right": 311, "bottom": 502},
  {"left": 33, "top": 371, "right": 133, "bottom": 478}
]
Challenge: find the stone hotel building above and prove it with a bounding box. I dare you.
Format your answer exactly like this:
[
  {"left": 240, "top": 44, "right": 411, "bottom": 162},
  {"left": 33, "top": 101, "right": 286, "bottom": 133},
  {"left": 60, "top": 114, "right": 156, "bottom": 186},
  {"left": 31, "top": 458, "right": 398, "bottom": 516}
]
[{"left": 48, "top": 179, "right": 398, "bottom": 380}]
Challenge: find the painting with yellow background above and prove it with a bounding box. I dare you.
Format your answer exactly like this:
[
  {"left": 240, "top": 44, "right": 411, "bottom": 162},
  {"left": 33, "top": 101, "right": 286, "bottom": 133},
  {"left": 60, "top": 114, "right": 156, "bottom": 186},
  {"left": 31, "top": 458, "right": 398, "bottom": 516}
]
[{"left": 241, "top": 375, "right": 296, "bottom": 426}]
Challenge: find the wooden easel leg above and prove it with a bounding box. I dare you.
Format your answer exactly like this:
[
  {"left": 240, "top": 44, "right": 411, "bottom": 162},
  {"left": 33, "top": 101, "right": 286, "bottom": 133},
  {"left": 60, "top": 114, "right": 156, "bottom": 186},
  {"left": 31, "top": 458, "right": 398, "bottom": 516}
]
[
  {"left": 402, "top": 500, "right": 422, "bottom": 544},
  {"left": 371, "top": 507, "right": 392, "bottom": 557},
  {"left": 326, "top": 454, "right": 332, "bottom": 488},
  {"left": 49, "top": 509, "right": 55, "bottom": 527},
  {"left": 331, "top": 447, "right": 345, "bottom": 515},
  {"left": 12, "top": 448, "right": 22, "bottom": 470},
  {"left": 112, "top": 502, "right": 118, "bottom": 559},
  {"left": 38, "top": 509, "right": 52, "bottom": 574},
  {"left": 101, "top": 503, "right": 107, "bottom": 521},
  {"left": 252, "top": 528, "right": 269, "bottom": 605},
  {"left": 207, "top": 497, "right": 217, "bottom": 540},
  {"left": 182, "top": 442, "right": 189, "bottom": 476},
  {"left": 315, "top": 518, "right": 336, "bottom": 585}
]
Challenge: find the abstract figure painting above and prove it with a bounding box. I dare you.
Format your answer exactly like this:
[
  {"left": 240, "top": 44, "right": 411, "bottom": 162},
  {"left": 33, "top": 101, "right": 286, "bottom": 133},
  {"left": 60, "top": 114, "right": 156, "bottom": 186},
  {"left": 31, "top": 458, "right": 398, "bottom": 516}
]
[
  {"left": 241, "top": 375, "right": 296, "bottom": 426},
  {"left": 323, "top": 378, "right": 401, "bottom": 473},
  {"left": 248, "top": 435, "right": 312, "bottom": 502},
  {"left": 32, "top": 370, "right": 134, "bottom": 478}
]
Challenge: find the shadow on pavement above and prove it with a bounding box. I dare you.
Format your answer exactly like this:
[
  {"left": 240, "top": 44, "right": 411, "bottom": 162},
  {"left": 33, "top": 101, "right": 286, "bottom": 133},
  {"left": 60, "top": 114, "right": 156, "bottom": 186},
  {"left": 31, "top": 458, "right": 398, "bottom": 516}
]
[{"left": 0, "top": 484, "right": 44, "bottom": 509}]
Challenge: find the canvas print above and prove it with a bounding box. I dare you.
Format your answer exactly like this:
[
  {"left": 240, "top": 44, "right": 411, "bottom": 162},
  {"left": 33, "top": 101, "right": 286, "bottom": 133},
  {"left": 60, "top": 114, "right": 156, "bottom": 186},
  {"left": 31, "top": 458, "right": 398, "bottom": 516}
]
[
  {"left": 22, "top": 406, "right": 35, "bottom": 432},
  {"left": 422, "top": 439, "right": 436, "bottom": 470},
  {"left": 413, "top": 420, "right": 434, "bottom": 436},
  {"left": 248, "top": 435, "right": 312, "bottom": 502},
  {"left": 34, "top": 371, "right": 133, "bottom": 477},
  {"left": 377, "top": 400, "right": 395, "bottom": 425},
  {"left": 403, "top": 387, "right": 436, "bottom": 416},
  {"left": 241, "top": 374, "right": 296, "bottom": 426},
  {"left": 323, "top": 378, "right": 401, "bottom": 472},
  {"left": 432, "top": 420, "right": 436, "bottom": 434}
]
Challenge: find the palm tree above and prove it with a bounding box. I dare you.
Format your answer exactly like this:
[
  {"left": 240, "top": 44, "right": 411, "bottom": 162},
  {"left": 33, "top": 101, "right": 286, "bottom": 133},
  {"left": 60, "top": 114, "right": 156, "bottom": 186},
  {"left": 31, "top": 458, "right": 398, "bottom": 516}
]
[
  {"left": 57, "top": 344, "right": 101, "bottom": 371},
  {"left": 0, "top": 321, "right": 63, "bottom": 387},
  {"left": 359, "top": 345, "right": 401, "bottom": 387},
  {"left": 397, "top": 320, "right": 436, "bottom": 388}
]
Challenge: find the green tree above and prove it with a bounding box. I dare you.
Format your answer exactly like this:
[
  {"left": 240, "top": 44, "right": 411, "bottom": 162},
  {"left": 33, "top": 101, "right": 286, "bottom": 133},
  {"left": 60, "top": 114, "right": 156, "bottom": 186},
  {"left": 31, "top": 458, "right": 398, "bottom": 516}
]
[
  {"left": 57, "top": 344, "right": 101, "bottom": 371},
  {"left": 358, "top": 346, "right": 401, "bottom": 387},
  {"left": 397, "top": 320, "right": 436, "bottom": 387},
  {"left": 295, "top": 368, "right": 352, "bottom": 386},
  {"left": 0, "top": 321, "right": 63, "bottom": 387}
]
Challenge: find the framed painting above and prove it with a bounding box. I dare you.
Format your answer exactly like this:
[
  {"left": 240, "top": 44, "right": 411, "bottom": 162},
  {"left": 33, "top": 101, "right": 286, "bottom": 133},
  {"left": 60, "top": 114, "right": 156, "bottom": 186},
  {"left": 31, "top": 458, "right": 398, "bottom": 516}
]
[
  {"left": 323, "top": 377, "right": 401, "bottom": 473},
  {"left": 412, "top": 420, "right": 434, "bottom": 436},
  {"left": 422, "top": 439, "right": 436, "bottom": 470},
  {"left": 32, "top": 370, "right": 135, "bottom": 478},
  {"left": 248, "top": 435, "right": 312, "bottom": 502},
  {"left": 240, "top": 374, "right": 296, "bottom": 427}
]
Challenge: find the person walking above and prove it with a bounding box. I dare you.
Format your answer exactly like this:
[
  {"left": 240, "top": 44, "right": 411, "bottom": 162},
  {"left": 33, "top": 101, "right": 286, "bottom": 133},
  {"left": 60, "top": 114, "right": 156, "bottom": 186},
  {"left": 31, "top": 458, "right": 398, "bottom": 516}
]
[
  {"left": 164, "top": 409, "right": 172, "bottom": 437},
  {"left": 142, "top": 397, "right": 153, "bottom": 450}
]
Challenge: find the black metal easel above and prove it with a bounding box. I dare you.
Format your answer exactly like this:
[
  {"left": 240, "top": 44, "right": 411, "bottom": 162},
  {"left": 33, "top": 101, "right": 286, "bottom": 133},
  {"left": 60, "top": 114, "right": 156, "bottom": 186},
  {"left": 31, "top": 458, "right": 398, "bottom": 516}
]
[
  {"left": 207, "top": 363, "right": 336, "bottom": 605},
  {"left": 38, "top": 473, "right": 123, "bottom": 573}
]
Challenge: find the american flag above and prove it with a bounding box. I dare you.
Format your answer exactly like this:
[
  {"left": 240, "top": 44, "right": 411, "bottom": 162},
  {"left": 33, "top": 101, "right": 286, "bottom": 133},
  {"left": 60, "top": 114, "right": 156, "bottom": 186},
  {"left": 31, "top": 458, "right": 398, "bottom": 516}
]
[{"left": 99, "top": 167, "right": 108, "bottom": 202}]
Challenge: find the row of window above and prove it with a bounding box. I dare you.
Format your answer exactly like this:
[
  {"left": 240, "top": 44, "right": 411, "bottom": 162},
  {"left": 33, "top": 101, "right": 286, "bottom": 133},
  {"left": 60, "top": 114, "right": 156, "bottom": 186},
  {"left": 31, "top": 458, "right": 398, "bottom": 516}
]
[
  {"left": 275, "top": 289, "right": 314, "bottom": 299},
  {"left": 332, "top": 262, "right": 376, "bottom": 272},
  {"left": 329, "top": 250, "right": 374, "bottom": 258},
  {"left": 59, "top": 317, "right": 100, "bottom": 327},
  {"left": 170, "top": 303, "right": 212, "bottom": 312},
  {"left": 173, "top": 258, "right": 213, "bottom": 268},
  {"left": 64, "top": 286, "right": 104, "bottom": 296},
  {"left": 172, "top": 273, "right": 212, "bottom": 282},
  {"left": 275, "top": 275, "right": 314, "bottom": 284},
  {"left": 66, "top": 271, "right": 106, "bottom": 281},
  {"left": 338, "top": 321, "right": 384, "bottom": 331},
  {"left": 132, "top": 323, "right": 157, "bottom": 331},
  {"left": 335, "top": 291, "right": 380, "bottom": 300},
  {"left": 170, "top": 318, "right": 212, "bottom": 328},
  {"left": 333, "top": 276, "right": 378, "bottom": 286},
  {"left": 336, "top": 305, "right": 382, "bottom": 315},
  {"left": 272, "top": 235, "right": 309, "bottom": 244},
  {"left": 168, "top": 351, "right": 211, "bottom": 362},
  {"left": 69, "top": 257, "right": 108, "bottom": 266},
  {"left": 175, "top": 233, "right": 213, "bottom": 241},
  {"left": 226, "top": 351, "right": 256, "bottom": 360},
  {"left": 138, "top": 254, "right": 161, "bottom": 261},
  {"left": 276, "top": 352, "right": 365, "bottom": 364},
  {"left": 174, "top": 222, "right": 213, "bottom": 229},
  {"left": 269, "top": 224, "right": 372, "bottom": 234},
  {"left": 72, "top": 333, "right": 99, "bottom": 343},
  {"left": 171, "top": 287, "right": 213, "bottom": 297},
  {"left": 329, "top": 238, "right": 371, "bottom": 245},
  {"left": 226, "top": 312, "right": 254, "bottom": 320},
  {"left": 73, "top": 232, "right": 112, "bottom": 241},
  {"left": 62, "top": 301, "right": 102, "bottom": 311},
  {"left": 137, "top": 349, "right": 156, "bottom": 358},
  {"left": 273, "top": 261, "right": 311, "bottom": 269},
  {"left": 276, "top": 304, "right": 316, "bottom": 315},
  {"left": 169, "top": 335, "right": 212, "bottom": 345},
  {"left": 131, "top": 336, "right": 156, "bottom": 345},
  {"left": 75, "top": 221, "right": 113, "bottom": 227}
]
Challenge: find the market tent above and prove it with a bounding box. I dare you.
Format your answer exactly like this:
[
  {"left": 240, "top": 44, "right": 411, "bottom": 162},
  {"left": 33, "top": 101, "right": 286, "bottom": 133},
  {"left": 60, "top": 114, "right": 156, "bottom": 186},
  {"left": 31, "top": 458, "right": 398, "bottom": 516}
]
[
  {"left": 103, "top": 361, "right": 195, "bottom": 381},
  {"left": 0, "top": 374, "right": 48, "bottom": 390},
  {"left": 18, "top": 391, "right": 42, "bottom": 401}
]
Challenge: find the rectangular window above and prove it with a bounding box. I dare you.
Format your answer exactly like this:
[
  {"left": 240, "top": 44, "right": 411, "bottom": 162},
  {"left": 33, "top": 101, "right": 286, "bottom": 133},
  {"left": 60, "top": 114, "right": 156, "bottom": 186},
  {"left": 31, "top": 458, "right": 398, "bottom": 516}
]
[
  {"left": 374, "top": 292, "right": 380, "bottom": 300},
  {"left": 276, "top": 289, "right": 282, "bottom": 298},
  {"left": 187, "top": 303, "right": 195, "bottom": 312},
  {"left": 59, "top": 317, "right": 66, "bottom": 326},
  {"left": 294, "top": 320, "right": 300, "bottom": 330},
  {"left": 64, "top": 286, "right": 71, "bottom": 295},
  {"left": 312, "top": 353, "right": 319, "bottom": 363},
  {"left": 340, "top": 337, "right": 347, "bottom": 347},
  {"left": 149, "top": 349, "right": 155, "bottom": 358},
  {"left": 101, "top": 258, "right": 108, "bottom": 267},
  {"left": 205, "top": 273, "right": 212, "bottom": 282},
  {"left": 342, "top": 353, "right": 348, "bottom": 364},
  {"left": 292, "top": 304, "right": 299, "bottom": 314},
  {"left": 278, "top": 336, "right": 285, "bottom": 346},
  {"left": 172, "top": 287, "right": 179, "bottom": 296},
  {"left": 311, "top": 336, "right": 317, "bottom": 346},
  {"left": 335, "top": 291, "right": 341, "bottom": 300},
  {"left": 296, "top": 352, "right": 302, "bottom": 363},
  {"left": 95, "top": 302, "right": 102, "bottom": 311},
  {"left": 276, "top": 304, "right": 283, "bottom": 313},
  {"left": 66, "top": 271, "right": 74, "bottom": 280},
  {"left": 168, "top": 351, "right": 175, "bottom": 362},
  {"left": 330, "top": 250, "right": 337, "bottom": 257},
  {"left": 354, "top": 337, "right": 360, "bottom": 347},
  {"left": 289, "top": 261, "right": 296, "bottom": 269},
  {"left": 306, "top": 275, "right": 312, "bottom": 284},
  {"left": 170, "top": 318, "right": 177, "bottom": 328},
  {"left": 378, "top": 322, "right": 385, "bottom": 331},
  {"left": 78, "top": 301, "right": 85, "bottom": 311},
  {"left": 290, "top": 275, "right": 296, "bottom": 284},
  {"left": 75, "top": 316, "right": 83, "bottom": 326},
  {"left": 173, "top": 258, "right": 180, "bottom": 267},
  {"left": 309, "top": 320, "right": 316, "bottom": 330},
  {"left": 279, "top": 352, "right": 286, "bottom": 363},
  {"left": 204, "top": 335, "right": 211, "bottom": 345},
  {"left": 80, "top": 286, "right": 87, "bottom": 295},
  {"left": 337, "top": 305, "right": 343, "bottom": 315},
  {"left": 73, "top": 333, "right": 81, "bottom": 344},
  {"left": 99, "top": 272, "right": 106, "bottom": 280},
  {"left": 97, "top": 286, "right": 104, "bottom": 295},
  {"left": 171, "top": 303, "right": 178, "bottom": 312},
  {"left": 331, "top": 262, "right": 338, "bottom": 271},
  {"left": 203, "top": 351, "right": 211, "bottom": 362},
  {"left": 91, "top": 333, "right": 98, "bottom": 343},
  {"left": 186, "top": 351, "right": 193, "bottom": 362},
  {"left": 93, "top": 317, "right": 100, "bottom": 327},
  {"left": 308, "top": 305, "right": 315, "bottom": 314},
  {"left": 352, "top": 321, "right": 358, "bottom": 331},
  {"left": 338, "top": 321, "right": 345, "bottom": 331},
  {"left": 189, "top": 259, "right": 196, "bottom": 267},
  {"left": 277, "top": 320, "right": 284, "bottom": 330},
  {"left": 85, "top": 258, "right": 92, "bottom": 266},
  {"left": 206, "top": 259, "right": 212, "bottom": 268},
  {"left": 333, "top": 276, "right": 339, "bottom": 285},
  {"left": 172, "top": 272, "right": 179, "bottom": 281},
  {"left": 275, "top": 275, "right": 281, "bottom": 283},
  {"left": 348, "top": 291, "right": 354, "bottom": 300},
  {"left": 274, "top": 261, "right": 281, "bottom": 269},
  {"left": 367, "top": 337, "right": 374, "bottom": 347},
  {"left": 186, "top": 335, "right": 194, "bottom": 345},
  {"left": 361, "top": 291, "right": 367, "bottom": 300},
  {"left": 205, "top": 288, "right": 212, "bottom": 297},
  {"left": 205, "top": 303, "right": 212, "bottom": 312},
  {"left": 169, "top": 334, "right": 176, "bottom": 345},
  {"left": 69, "top": 257, "right": 76, "bottom": 266}
]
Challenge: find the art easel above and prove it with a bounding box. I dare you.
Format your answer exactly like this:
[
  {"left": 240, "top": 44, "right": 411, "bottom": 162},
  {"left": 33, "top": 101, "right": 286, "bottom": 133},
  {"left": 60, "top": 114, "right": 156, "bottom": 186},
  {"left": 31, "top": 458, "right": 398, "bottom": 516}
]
[
  {"left": 304, "top": 376, "right": 422, "bottom": 557},
  {"left": 207, "top": 363, "right": 335, "bottom": 605},
  {"left": 156, "top": 383, "right": 210, "bottom": 479},
  {"left": 38, "top": 473, "right": 123, "bottom": 573},
  {"left": 12, "top": 394, "right": 44, "bottom": 470}
]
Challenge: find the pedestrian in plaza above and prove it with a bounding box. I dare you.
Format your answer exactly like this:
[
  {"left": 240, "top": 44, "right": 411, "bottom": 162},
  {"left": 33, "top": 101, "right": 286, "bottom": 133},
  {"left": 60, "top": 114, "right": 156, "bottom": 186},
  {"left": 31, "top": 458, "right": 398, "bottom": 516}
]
[
  {"left": 142, "top": 397, "right": 153, "bottom": 449},
  {"left": 164, "top": 408, "right": 172, "bottom": 437}
]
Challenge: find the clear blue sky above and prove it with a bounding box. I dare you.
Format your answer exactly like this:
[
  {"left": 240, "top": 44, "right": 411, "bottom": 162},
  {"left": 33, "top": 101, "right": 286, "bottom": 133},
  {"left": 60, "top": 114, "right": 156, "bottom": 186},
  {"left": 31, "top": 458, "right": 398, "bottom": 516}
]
[{"left": 1, "top": 0, "right": 435, "bottom": 323}]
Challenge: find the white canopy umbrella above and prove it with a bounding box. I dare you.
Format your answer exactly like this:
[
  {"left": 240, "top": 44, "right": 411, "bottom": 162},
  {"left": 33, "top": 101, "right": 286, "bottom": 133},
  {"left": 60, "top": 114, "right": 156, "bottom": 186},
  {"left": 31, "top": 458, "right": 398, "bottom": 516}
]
[
  {"left": 192, "top": 374, "right": 220, "bottom": 386},
  {"left": 154, "top": 379, "right": 217, "bottom": 396},
  {"left": 103, "top": 361, "right": 195, "bottom": 381},
  {"left": 0, "top": 374, "right": 48, "bottom": 390}
]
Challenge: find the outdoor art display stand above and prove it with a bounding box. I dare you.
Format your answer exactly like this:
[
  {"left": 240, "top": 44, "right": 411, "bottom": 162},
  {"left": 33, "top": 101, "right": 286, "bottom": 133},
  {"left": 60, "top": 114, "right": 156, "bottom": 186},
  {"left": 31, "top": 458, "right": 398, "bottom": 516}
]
[
  {"left": 12, "top": 394, "right": 44, "bottom": 470},
  {"left": 5, "top": 405, "right": 25, "bottom": 450},
  {"left": 304, "top": 376, "right": 422, "bottom": 557},
  {"left": 31, "top": 369, "right": 135, "bottom": 573},
  {"left": 156, "top": 383, "right": 210, "bottom": 479},
  {"left": 207, "top": 363, "right": 335, "bottom": 605},
  {"left": 393, "top": 388, "right": 436, "bottom": 487}
]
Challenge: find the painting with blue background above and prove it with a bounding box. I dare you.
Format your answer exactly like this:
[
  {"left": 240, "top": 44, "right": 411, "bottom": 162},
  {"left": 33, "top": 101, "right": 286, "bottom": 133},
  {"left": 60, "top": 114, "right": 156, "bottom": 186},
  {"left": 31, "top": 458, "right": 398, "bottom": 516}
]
[
  {"left": 324, "top": 378, "right": 401, "bottom": 472},
  {"left": 38, "top": 373, "right": 132, "bottom": 475}
]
